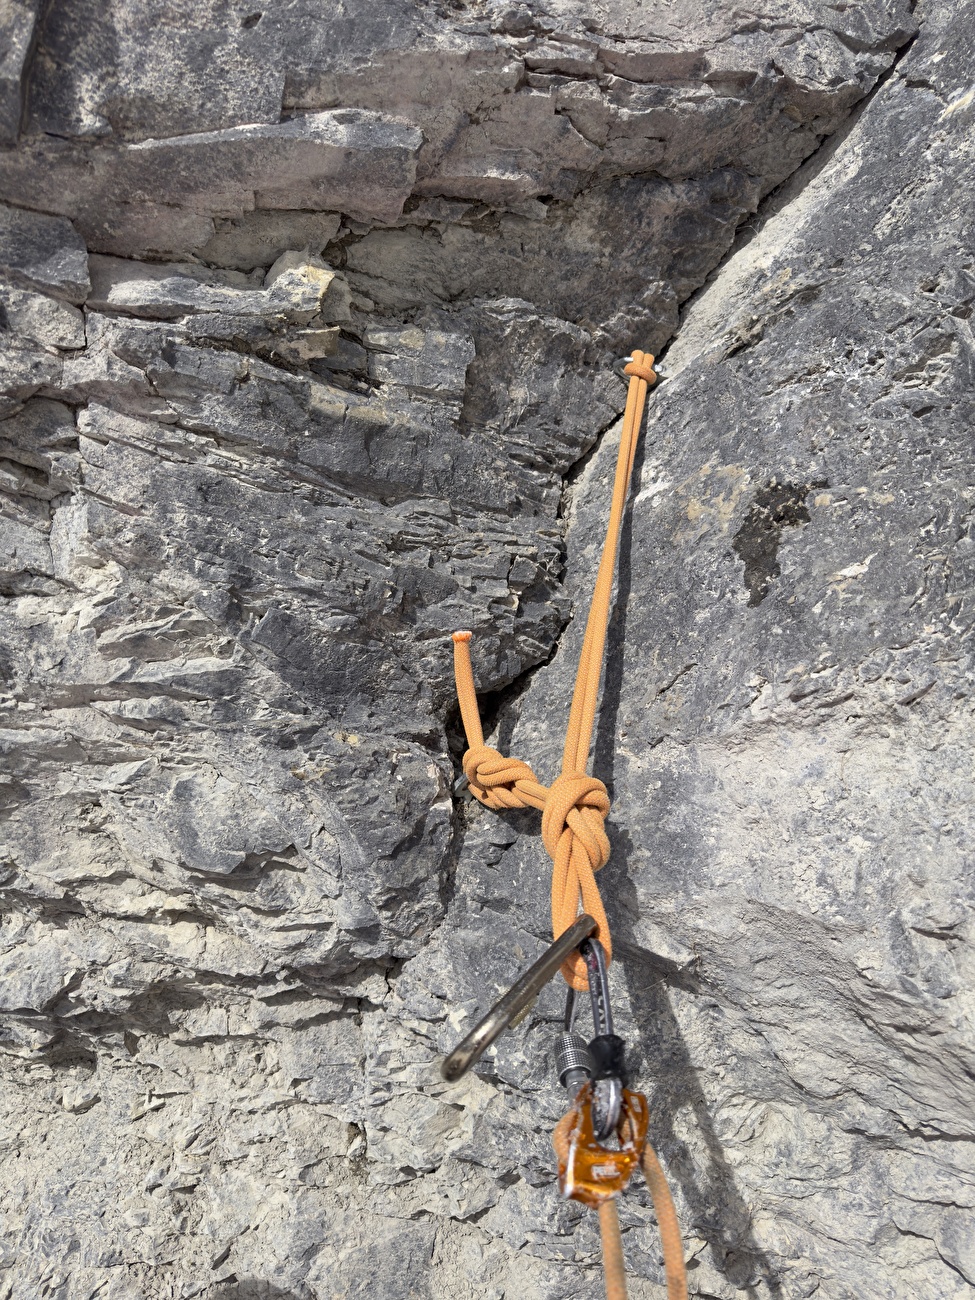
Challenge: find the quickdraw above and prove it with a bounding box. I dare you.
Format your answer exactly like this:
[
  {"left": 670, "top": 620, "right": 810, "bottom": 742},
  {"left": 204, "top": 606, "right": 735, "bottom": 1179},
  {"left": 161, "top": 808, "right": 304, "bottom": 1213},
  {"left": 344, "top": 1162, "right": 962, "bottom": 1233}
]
[{"left": 441, "top": 353, "right": 687, "bottom": 1300}]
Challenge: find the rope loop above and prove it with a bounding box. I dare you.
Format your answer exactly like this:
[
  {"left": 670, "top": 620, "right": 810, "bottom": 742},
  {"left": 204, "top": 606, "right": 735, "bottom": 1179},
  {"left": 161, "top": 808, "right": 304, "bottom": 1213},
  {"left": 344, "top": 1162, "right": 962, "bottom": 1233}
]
[{"left": 462, "top": 744, "right": 537, "bottom": 810}]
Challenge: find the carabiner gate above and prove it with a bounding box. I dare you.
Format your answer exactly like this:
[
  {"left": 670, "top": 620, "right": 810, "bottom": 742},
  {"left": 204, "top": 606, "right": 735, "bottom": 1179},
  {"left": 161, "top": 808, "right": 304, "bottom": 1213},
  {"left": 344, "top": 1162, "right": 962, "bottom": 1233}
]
[
  {"left": 554, "top": 936, "right": 626, "bottom": 1139},
  {"left": 440, "top": 914, "right": 598, "bottom": 1082}
]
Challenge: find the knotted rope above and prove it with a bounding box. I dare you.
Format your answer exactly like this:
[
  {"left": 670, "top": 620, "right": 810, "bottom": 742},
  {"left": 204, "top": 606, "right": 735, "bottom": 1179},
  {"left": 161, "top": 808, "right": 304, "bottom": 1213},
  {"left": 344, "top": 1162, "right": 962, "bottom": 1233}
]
[
  {"left": 452, "top": 351, "right": 656, "bottom": 990},
  {"left": 451, "top": 351, "right": 686, "bottom": 1300}
]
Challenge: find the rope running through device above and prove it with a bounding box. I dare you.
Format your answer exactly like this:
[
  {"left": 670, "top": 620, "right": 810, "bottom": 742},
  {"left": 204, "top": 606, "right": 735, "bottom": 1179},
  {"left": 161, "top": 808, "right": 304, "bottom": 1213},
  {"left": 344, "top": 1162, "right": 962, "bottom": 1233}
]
[{"left": 441, "top": 352, "right": 688, "bottom": 1300}]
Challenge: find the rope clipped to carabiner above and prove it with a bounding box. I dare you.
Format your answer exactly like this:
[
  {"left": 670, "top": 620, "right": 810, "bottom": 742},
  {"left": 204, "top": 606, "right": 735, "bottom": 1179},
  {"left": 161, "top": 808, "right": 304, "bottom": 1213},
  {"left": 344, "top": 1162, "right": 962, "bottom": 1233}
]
[
  {"left": 452, "top": 350, "right": 654, "bottom": 989},
  {"left": 447, "top": 352, "right": 687, "bottom": 1300}
]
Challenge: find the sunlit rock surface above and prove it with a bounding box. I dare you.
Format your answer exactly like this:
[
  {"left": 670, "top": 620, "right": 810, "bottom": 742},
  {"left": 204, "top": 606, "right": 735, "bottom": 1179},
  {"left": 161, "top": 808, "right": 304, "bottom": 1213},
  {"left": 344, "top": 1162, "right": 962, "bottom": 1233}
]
[{"left": 2, "top": 2, "right": 973, "bottom": 1298}]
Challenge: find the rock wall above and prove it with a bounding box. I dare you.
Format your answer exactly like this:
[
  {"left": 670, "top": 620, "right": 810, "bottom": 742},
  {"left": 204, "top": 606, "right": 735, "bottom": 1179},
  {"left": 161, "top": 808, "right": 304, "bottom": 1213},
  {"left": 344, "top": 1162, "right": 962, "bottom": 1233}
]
[{"left": 1, "top": 2, "right": 972, "bottom": 1298}]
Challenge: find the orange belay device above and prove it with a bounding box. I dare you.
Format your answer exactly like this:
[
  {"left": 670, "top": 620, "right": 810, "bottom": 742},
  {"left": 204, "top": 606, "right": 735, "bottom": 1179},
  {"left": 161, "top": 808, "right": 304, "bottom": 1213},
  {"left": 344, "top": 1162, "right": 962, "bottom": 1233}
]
[{"left": 441, "top": 352, "right": 688, "bottom": 1300}]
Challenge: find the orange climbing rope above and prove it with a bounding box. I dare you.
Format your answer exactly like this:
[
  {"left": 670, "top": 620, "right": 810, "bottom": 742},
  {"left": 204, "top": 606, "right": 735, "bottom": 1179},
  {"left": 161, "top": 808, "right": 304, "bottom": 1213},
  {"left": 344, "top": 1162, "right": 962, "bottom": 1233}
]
[
  {"left": 452, "top": 350, "right": 655, "bottom": 990},
  {"left": 451, "top": 351, "right": 687, "bottom": 1300}
]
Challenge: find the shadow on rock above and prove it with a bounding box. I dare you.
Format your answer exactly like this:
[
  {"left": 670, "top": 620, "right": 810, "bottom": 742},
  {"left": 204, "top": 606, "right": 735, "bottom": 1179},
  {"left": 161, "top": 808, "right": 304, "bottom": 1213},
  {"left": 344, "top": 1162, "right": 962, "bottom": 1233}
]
[
  {"left": 591, "top": 432, "right": 784, "bottom": 1299},
  {"left": 622, "top": 938, "right": 784, "bottom": 1298}
]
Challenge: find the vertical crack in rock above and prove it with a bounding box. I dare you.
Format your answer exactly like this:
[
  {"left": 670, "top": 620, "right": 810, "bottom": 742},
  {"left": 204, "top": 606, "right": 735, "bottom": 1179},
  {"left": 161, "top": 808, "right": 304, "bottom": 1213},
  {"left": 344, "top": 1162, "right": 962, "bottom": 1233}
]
[{"left": 456, "top": 14, "right": 928, "bottom": 768}]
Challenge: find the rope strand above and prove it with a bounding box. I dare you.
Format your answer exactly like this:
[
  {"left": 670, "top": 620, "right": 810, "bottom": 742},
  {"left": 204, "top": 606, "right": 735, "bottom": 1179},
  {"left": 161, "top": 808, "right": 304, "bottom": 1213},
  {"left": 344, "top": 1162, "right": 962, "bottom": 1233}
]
[
  {"left": 451, "top": 352, "right": 688, "bottom": 1300},
  {"left": 642, "top": 1145, "right": 689, "bottom": 1300},
  {"left": 451, "top": 351, "right": 655, "bottom": 989},
  {"left": 598, "top": 1199, "right": 628, "bottom": 1300}
]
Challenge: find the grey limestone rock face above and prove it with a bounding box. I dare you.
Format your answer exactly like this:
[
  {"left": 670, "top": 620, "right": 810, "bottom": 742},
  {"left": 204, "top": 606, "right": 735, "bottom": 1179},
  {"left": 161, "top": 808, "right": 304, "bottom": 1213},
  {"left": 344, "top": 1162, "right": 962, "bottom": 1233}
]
[
  {"left": 1, "top": 0, "right": 972, "bottom": 1298},
  {"left": 0, "top": 0, "right": 38, "bottom": 146},
  {"left": 0, "top": 201, "right": 90, "bottom": 302}
]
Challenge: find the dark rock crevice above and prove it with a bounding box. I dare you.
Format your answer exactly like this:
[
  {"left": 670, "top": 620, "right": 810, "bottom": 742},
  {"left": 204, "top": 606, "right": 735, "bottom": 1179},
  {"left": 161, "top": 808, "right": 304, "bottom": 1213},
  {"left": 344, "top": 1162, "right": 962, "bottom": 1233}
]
[{"left": 732, "top": 479, "right": 827, "bottom": 607}]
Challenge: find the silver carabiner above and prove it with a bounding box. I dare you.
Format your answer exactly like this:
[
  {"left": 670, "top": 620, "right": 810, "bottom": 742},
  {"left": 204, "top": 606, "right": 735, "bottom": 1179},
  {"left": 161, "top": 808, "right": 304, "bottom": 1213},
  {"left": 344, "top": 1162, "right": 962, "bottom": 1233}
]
[
  {"left": 612, "top": 354, "right": 635, "bottom": 383},
  {"left": 553, "top": 938, "right": 625, "bottom": 1139},
  {"left": 580, "top": 937, "right": 624, "bottom": 1140},
  {"left": 440, "top": 914, "right": 598, "bottom": 1082}
]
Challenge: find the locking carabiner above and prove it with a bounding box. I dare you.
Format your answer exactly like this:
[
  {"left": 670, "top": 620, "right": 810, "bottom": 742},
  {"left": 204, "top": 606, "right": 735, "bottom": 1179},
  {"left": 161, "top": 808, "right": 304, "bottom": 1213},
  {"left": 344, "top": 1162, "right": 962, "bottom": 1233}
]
[{"left": 553, "top": 936, "right": 626, "bottom": 1139}]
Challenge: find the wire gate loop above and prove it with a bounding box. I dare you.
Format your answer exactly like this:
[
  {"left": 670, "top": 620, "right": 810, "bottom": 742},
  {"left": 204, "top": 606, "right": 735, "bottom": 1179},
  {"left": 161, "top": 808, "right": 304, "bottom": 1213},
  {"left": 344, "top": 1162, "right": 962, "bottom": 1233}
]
[{"left": 554, "top": 1083, "right": 650, "bottom": 1209}]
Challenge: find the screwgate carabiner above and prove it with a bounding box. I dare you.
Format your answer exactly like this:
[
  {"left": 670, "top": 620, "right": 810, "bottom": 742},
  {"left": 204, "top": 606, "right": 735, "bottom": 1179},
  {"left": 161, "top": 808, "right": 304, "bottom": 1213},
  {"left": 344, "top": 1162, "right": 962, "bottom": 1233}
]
[{"left": 554, "top": 936, "right": 626, "bottom": 1139}]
